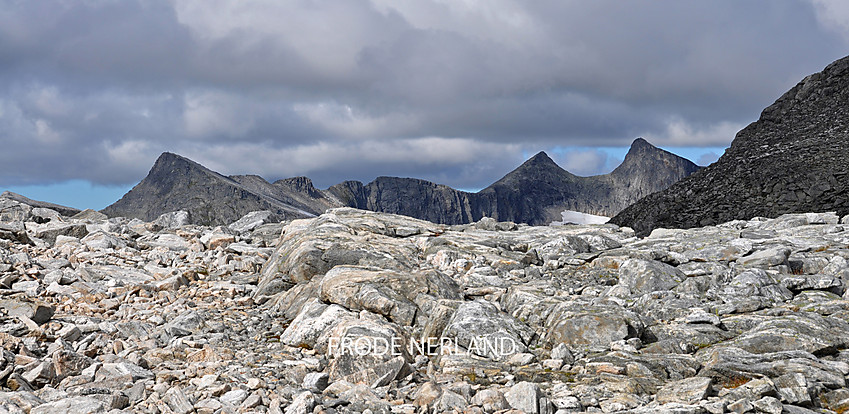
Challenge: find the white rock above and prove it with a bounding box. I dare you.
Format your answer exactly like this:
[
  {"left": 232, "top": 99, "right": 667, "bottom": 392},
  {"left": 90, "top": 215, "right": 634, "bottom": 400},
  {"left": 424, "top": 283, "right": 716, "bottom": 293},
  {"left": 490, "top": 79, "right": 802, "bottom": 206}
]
[
  {"left": 31, "top": 396, "right": 105, "bottom": 414},
  {"left": 504, "top": 381, "right": 541, "bottom": 414},
  {"left": 220, "top": 389, "right": 248, "bottom": 406}
]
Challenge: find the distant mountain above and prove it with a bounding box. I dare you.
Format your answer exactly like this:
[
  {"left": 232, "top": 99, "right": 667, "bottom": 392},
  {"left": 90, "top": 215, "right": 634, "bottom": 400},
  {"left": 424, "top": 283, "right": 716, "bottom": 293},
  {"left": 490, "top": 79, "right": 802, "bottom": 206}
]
[
  {"left": 101, "top": 152, "right": 342, "bottom": 224},
  {"left": 470, "top": 138, "right": 702, "bottom": 224},
  {"left": 611, "top": 55, "right": 849, "bottom": 236},
  {"left": 103, "top": 138, "right": 700, "bottom": 226}
]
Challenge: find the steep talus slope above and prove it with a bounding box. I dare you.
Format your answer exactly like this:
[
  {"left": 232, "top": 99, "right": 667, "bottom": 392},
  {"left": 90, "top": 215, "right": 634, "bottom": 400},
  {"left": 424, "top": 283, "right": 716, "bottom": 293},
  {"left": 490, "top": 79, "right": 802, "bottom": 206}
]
[
  {"left": 230, "top": 175, "right": 342, "bottom": 217},
  {"left": 611, "top": 56, "right": 849, "bottom": 236}
]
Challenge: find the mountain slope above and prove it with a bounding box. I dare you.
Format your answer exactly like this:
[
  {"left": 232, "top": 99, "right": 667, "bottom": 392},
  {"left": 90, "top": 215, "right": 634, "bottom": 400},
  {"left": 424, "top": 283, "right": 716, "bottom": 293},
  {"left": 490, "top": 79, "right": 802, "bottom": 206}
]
[{"left": 611, "top": 55, "right": 849, "bottom": 235}]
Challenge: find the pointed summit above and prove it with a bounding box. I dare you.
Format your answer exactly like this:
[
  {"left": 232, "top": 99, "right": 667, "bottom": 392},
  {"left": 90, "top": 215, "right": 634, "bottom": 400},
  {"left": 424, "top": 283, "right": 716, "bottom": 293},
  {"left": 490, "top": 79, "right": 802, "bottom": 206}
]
[
  {"left": 629, "top": 137, "right": 652, "bottom": 148},
  {"left": 488, "top": 151, "right": 575, "bottom": 190},
  {"left": 523, "top": 151, "right": 558, "bottom": 166},
  {"left": 613, "top": 138, "right": 699, "bottom": 177},
  {"left": 102, "top": 141, "right": 702, "bottom": 227}
]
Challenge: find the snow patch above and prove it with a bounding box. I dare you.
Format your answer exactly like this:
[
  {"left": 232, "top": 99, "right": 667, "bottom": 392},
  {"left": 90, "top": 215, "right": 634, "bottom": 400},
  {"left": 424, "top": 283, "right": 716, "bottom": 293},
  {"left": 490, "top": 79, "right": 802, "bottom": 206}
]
[{"left": 552, "top": 210, "right": 610, "bottom": 226}]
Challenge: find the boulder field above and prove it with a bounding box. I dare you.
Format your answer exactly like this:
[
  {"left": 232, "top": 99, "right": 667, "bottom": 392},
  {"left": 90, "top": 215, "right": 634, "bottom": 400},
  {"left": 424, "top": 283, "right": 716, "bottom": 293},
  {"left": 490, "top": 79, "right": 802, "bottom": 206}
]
[{"left": 2, "top": 200, "right": 849, "bottom": 413}]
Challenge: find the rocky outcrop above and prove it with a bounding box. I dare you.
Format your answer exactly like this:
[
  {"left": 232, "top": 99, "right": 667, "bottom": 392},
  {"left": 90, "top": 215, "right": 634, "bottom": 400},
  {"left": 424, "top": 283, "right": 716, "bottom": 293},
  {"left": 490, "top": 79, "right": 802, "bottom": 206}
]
[
  {"left": 106, "top": 138, "right": 698, "bottom": 226},
  {"left": 612, "top": 55, "right": 849, "bottom": 235}
]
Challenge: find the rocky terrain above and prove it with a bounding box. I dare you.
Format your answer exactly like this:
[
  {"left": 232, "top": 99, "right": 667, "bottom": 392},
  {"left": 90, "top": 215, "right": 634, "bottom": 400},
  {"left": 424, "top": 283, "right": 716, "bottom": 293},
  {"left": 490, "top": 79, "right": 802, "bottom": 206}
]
[
  {"left": 612, "top": 55, "right": 849, "bottom": 236},
  {"left": 104, "top": 138, "right": 699, "bottom": 227},
  {"left": 4, "top": 191, "right": 849, "bottom": 413}
]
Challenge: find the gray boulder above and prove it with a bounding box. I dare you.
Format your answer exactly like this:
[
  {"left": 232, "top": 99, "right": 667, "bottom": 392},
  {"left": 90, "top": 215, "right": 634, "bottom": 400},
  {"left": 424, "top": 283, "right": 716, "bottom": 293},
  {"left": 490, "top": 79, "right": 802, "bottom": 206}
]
[
  {"left": 618, "top": 259, "right": 685, "bottom": 296},
  {"left": 443, "top": 300, "right": 533, "bottom": 361},
  {"left": 229, "top": 210, "right": 277, "bottom": 233}
]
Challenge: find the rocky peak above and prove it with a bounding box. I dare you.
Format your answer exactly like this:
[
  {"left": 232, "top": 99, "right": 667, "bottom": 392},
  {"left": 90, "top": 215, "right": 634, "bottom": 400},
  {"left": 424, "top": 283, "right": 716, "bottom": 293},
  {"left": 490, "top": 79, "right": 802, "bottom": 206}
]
[
  {"left": 103, "top": 152, "right": 316, "bottom": 224},
  {"left": 274, "top": 176, "right": 323, "bottom": 198},
  {"left": 523, "top": 151, "right": 559, "bottom": 167},
  {"left": 610, "top": 138, "right": 701, "bottom": 185},
  {"left": 613, "top": 138, "right": 698, "bottom": 174},
  {"left": 486, "top": 151, "right": 576, "bottom": 190},
  {"left": 144, "top": 152, "right": 231, "bottom": 191}
]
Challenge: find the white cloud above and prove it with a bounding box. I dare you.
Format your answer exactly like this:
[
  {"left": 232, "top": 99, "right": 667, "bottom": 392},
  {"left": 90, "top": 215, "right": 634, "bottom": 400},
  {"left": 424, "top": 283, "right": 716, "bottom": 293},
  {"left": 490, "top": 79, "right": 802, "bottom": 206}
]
[
  {"left": 173, "top": 0, "right": 400, "bottom": 78},
  {"left": 641, "top": 118, "right": 745, "bottom": 147},
  {"left": 293, "top": 101, "right": 419, "bottom": 139},
  {"left": 178, "top": 137, "right": 523, "bottom": 188},
  {"left": 33, "top": 119, "right": 61, "bottom": 143},
  {"left": 552, "top": 149, "right": 611, "bottom": 176},
  {"left": 104, "top": 140, "right": 156, "bottom": 171},
  {"left": 809, "top": 0, "right": 849, "bottom": 41},
  {"left": 183, "top": 91, "right": 256, "bottom": 139},
  {"left": 697, "top": 151, "right": 720, "bottom": 166},
  {"left": 0, "top": 0, "right": 845, "bottom": 192}
]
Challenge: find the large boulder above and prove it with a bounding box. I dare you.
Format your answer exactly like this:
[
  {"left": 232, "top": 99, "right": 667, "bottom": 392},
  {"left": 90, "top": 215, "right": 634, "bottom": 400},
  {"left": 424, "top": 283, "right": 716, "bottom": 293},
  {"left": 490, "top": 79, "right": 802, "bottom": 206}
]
[
  {"left": 319, "top": 317, "right": 413, "bottom": 387},
  {"left": 442, "top": 300, "right": 533, "bottom": 361},
  {"left": 319, "top": 265, "right": 461, "bottom": 326},
  {"left": 618, "top": 259, "right": 685, "bottom": 296}
]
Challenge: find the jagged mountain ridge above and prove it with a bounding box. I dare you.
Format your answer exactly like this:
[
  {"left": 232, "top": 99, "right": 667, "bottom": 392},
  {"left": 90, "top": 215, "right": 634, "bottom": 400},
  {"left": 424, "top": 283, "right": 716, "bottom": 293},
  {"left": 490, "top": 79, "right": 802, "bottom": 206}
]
[
  {"left": 611, "top": 55, "right": 849, "bottom": 236},
  {"left": 103, "top": 138, "right": 700, "bottom": 226}
]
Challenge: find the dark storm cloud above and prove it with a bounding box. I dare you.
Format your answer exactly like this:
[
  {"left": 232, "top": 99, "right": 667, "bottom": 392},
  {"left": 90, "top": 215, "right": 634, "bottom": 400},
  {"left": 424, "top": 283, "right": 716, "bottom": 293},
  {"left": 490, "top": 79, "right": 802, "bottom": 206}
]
[{"left": 0, "top": 0, "right": 847, "bottom": 190}]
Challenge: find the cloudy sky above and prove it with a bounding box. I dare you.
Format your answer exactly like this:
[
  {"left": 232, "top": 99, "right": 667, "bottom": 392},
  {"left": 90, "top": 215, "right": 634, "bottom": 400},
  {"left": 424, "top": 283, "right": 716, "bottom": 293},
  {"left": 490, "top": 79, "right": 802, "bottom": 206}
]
[{"left": 2, "top": 0, "right": 848, "bottom": 209}]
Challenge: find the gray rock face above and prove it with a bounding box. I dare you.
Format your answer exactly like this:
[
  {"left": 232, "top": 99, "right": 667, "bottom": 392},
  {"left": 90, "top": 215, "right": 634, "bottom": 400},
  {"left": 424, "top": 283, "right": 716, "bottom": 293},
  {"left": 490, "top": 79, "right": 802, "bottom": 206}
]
[
  {"left": 228, "top": 210, "right": 276, "bottom": 234},
  {"left": 656, "top": 377, "right": 712, "bottom": 404},
  {"left": 104, "top": 139, "right": 698, "bottom": 227},
  {"left": 612, "top": 55, "right": 849, "bottom": 235},
  {"left": 152, "top": 210, "right": 191, "bottom": 229},
  {"left": 443, "top": 300, "right": 532, "bottom": 361}
]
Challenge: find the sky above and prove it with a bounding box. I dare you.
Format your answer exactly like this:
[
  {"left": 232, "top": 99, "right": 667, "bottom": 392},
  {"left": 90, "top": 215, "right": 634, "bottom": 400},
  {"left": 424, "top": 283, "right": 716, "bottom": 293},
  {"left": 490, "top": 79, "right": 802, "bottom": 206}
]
[{"left": 2, "top": 0, "right": 849, "bottom": 209}]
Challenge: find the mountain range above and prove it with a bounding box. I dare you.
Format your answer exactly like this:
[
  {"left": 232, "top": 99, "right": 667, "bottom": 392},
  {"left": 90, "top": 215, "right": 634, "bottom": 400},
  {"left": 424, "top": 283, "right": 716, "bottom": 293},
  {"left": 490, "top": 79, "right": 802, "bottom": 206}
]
[
  {"left": 102, "top": 138, "right": 700, "bottom": 226},
  {"left": 612, "top": 55, "right": 849, "bottom": 235}
]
